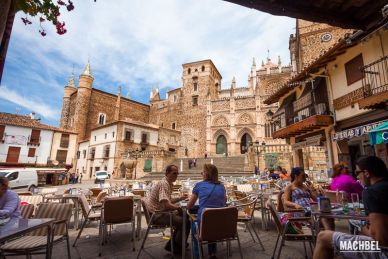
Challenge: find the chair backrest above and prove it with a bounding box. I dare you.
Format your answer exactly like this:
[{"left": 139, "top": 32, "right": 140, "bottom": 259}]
[
  {"left": 268, "top": 201, "right": 284, "bottom": 234},
  {"left": 103, "top": 197, "right": 134, "bottom": 224},
  {"left": 277, "top": 191, "right": 285, "bottom": 212},
  {"left": 79, "top": 193, "right": 91, "bottom": 218},
  {"left": 40, "top": 188, "right": 58, "bottom": 195},
  {"left": 141, "top": 198, "right": 151, "bottom": 224},
  {"left": 236, "top": 184, "right": 253, "bottom": 193},
  {"left": 96, "top": 191, "right": 107, "bottom": 203},
  {"left": 20, "top": 204, "right": 35, "bottom": 219},
  {"left": 200, "top": 207, "right": 238, "bottom": 241},
  {"left": 90, "top": 188, "right": 103, "bottom": 197},
  {"left": 324, "top": 190, "right": 345, "bottom": 203},
  {"left": 19, "top": 195, "right": 43, "bottom": 206},
  {"left": 31, "top": 203, "right": 73, "bottom": 236},
  {"left": 17, "top": 191, "right": 33, "bottom": 196},
  {"left": 132, "top": 190, "right": 146, "bottom": 197}
]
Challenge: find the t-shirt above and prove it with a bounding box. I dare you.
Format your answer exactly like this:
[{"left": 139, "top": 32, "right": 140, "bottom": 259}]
[
  {"left": 192, "top": 181, "right": 226, "bottom": 224},
  {"left": 0, "top": 190, "right": 21, "bottom": 219},
  {"left": 362, "top": 179, "right": 388, "bottom": 216}
]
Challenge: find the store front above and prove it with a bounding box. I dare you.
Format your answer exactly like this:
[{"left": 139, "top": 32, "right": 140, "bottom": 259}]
[{"left": 334, "top": 118, "right": 388, "bottom": 171}]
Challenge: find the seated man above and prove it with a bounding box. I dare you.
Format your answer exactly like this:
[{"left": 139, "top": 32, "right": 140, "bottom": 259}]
[
  {"left": 143, "top": 165, "right": 190, "bottom": 253},
  {"left": 0, "top": 177, "right": 21, "bottom": 219},
  {"left": 314, "top": 156, "right": 388, "bottom": 259}
]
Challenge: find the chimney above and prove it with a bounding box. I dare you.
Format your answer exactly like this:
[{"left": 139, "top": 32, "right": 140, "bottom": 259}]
[{"left": 30, "top": 112, "right": 35, "bottom": 120}]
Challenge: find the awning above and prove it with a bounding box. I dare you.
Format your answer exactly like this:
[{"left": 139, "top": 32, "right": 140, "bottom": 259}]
[{"left": 369, "top": 122, "right": 388, "bottom": 145}]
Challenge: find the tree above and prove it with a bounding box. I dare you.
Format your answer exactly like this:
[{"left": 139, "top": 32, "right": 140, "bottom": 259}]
[{"left": 0, "top": 0, "right": 78, "bottom": 84}]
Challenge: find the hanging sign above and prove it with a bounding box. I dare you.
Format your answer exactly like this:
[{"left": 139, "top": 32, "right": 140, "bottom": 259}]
[{"left": 333, "top": 120, "right": 388, "bottom": 141}]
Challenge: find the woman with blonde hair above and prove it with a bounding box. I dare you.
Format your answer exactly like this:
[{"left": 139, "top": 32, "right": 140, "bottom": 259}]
[{"left": 187, "top": 164, "right": 226, "bottom": 259}]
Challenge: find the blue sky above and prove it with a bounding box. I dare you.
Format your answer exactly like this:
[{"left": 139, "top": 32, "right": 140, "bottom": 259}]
[{"left": 0, "top": 0, "right": 295, "bottom": 126}]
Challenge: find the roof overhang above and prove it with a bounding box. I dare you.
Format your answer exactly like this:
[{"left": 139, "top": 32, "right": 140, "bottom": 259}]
[{"left": 224, "top": 0, "right": 388, "bottom": 30}]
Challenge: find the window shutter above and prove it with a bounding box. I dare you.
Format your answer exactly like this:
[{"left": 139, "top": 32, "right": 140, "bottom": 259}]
[
  {"left": 56, "top": 150, "right": 68, "bottom": 163},
  {"left": 345, "top": 54, "right": 364, "bottom": 85},
  {"left": 0, "top": 125, "right": 4, "bottom": 141},
  {"left": 60, "top": 134, "right": 70, "bottom": 148},
  {"left": 30, "top": 129, "right": 40, "bottom": 143},
  {"left": 28, "top": 148, "right": 36, "bottom": 157}
]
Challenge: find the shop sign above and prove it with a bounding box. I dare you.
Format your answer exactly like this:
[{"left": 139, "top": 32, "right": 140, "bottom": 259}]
[
  {"left": 5, "top": 135, "right": 27, "bottom": 145},
  {"left": 334, "top": 120, "right": 388, "bottom": 141}
]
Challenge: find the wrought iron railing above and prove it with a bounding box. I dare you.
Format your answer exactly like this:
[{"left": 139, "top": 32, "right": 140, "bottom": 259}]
[{"left": 361, "top": 55, "right": 388, "bottom": 97}]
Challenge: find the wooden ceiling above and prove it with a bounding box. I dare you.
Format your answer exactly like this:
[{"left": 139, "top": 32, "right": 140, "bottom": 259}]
[{"left": 224, "top": 0, "right": 388, "bottom": 30}]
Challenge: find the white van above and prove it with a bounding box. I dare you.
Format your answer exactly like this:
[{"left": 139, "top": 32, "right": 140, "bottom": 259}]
[{"left": 0, "top": 169, "right": 38, "bottom": 192}]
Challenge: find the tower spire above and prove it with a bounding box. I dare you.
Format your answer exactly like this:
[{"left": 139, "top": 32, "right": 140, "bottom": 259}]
[
  {"left": 81, "top": 60, "right": 93, "bottom": 77},
  {"left": 252, "top": 57, "right": 256, "bottom": 67},
  {"left": 66, "top": 72, "right": 75, "bottom": 87}
]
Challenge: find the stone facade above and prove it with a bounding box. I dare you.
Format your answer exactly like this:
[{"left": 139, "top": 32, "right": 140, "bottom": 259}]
[
  {"left": 149, "top": 58, "right": 292, "bottom": 159},
  {"left": 289, "top": 19, "right": 352, "bottom": 73}
]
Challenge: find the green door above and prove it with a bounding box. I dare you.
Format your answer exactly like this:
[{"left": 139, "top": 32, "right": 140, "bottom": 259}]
[{"left": 216, "top": 135, "right": 227, "bottom": 154}]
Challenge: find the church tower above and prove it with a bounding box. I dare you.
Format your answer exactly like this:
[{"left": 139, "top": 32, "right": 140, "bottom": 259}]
[
  {"left": 60, "top": 73, "right": 77, "bottom": 128},
  {"left": 73, "top": 62, "right": 94, "bottom": 141},
  {"left": 180, "top": 60, "right": 222, "bottom": 157}
]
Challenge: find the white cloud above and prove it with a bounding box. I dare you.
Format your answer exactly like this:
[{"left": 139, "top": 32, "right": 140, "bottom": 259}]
[
  {"left": 4, "top": 0, "right": 295, "bottom": 124},
  {"left": 0, "top": 85, "right": 60, "bottom": 120}
]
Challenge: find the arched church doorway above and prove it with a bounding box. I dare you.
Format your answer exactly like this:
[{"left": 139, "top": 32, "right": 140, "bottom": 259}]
[
  {"left": 240, "top": 133, "right": 252, "bottom": 154},
  {"left": 216, "top": 135, "right": 228, "bottom": 155}
]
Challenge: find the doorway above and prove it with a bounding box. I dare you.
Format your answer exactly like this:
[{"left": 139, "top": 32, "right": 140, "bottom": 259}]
[
  {"left": 6, "top": 147, "right": 21, "bottom": 163},
  {"left": 240, "top": 133, "right": 252, "bottom": 154},
  {"left": 216, "top": 135, "right": 227, "bottom": 155}
]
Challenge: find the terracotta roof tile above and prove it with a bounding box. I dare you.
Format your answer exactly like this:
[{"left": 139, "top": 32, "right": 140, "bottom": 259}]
[{"left": 0, "top": 112, "right": 77, "bottom": 134}]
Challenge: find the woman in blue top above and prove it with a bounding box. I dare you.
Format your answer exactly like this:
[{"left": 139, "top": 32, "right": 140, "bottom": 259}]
[{"left": 187, "top": 164, "right": 226, "bottom": 259}]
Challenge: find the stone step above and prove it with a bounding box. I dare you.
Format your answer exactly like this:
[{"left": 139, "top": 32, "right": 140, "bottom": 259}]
[{"left": 139, "top": 171, "right": 253, "bottom": 181}]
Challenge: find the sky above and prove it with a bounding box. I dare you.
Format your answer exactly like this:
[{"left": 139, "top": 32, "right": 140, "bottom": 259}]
[{"left": 0, "top": 0, "right": 295, "bottom": 126}]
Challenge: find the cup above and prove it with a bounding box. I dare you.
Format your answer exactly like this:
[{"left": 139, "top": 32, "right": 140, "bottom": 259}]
[{"left": 351, "top": 193, "right": 360, "bottom": 214}]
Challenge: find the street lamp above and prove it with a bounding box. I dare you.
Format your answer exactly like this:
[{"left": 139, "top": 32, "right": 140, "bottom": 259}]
[
  {"left": 254, "top": 141, "right": 266, "bottom": 172},
  {"left": 128, "top": 148, "right": 141, "bottom": 180}
]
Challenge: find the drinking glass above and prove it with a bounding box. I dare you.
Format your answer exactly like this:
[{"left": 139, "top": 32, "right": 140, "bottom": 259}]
[
  {"left": 351, "top": 193, "right": 360, "bottom": 214},
  {"left": 341, "top": 192, "right": 349, "bottom": 214}
]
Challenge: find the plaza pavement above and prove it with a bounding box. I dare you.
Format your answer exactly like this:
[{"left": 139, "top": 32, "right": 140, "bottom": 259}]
[{"left": 10, "top": 181, "right": 349, "bottom": 259}]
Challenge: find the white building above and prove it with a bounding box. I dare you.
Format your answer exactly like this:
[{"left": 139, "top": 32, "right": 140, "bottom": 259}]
[{"left": 0, "top": 112, "right": 77, "bottom": 167}]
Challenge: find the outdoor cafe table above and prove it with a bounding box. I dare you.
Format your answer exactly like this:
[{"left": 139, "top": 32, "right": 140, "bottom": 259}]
[
  {"left": 311, "top": 203, "right": 368, "bottom": 235},
  {"left": 0, "top": 218, "right": 55, "bottom": 259},
  {"left": 45, "top": 194, "right": 81, "bottom": 229}
]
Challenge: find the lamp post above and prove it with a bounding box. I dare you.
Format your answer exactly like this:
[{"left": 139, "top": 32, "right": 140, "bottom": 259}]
[
  {"left": 128, "top": 148, "right": 141, "bottom": 180},
  {"left": 254, "top": 141, "right": 266, "bottom": 172}
]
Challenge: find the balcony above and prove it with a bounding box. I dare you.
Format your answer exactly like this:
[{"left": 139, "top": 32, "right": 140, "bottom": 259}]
[
  {"left": 27, "top": 136, "right": 40, "bottom": 146},
  {"left": 358, "top": 55, "right": 388, "bottom": 109},
  {"left": 273, "top": 114, "right": 333, "bottom": 139},
  {"left": 293, "top": 92, "right": 312, "bottom": 112}
]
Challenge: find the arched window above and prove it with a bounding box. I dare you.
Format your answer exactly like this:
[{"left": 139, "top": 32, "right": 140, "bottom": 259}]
[
  {"left": 201, "top": 65, "right": 205, "bottom": 72},
  {"left": 188, "top": 68, "right": 191, "bottom": 74},
  {"left": 98, "top": 113, "right": 106, "bottom": 125}
]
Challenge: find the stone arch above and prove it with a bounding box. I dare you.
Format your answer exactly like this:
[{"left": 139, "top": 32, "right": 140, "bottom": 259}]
[
  {"left": 236, "top": 127, "right": 255, "bottom": 141},
  {"left": 212, "top": 115, "right": 229, "bottom": 127},
  {"left": 237, "top": 113, "right": 253, "bottom": 125},
  {"left": 213, "top": 129, "right": 229, "bottom": 141}
]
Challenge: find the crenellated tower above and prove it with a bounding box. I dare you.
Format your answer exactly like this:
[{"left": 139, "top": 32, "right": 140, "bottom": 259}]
[
  {"left": 60, "top": 73, "right": 77, "bottom": 128},
  {"left": 73, "top": 62, "right": 94, "bottom": 141}
]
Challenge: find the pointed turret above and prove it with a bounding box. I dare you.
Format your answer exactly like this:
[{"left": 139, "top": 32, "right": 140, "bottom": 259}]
[
  {"left": 79, "top": 61, "right": 94, "bottom": 89},
  {"left": 250, "top": 58, "right": 257, "bottom": 90},
  {"left": 252, "top": 57, "right": 256, "bottom": 67},
  {"left": 60, "top": 72, "right": 77, "bottom": 128},
  {"left": 231, "top": 76, "right": 236, "bottom": 88},
  {"left": 150, "top": 84, "right": 160, "bottom": 102}
]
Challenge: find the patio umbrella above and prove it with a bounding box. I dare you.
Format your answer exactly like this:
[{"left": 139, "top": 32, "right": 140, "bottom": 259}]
[{"left": 369, "top": 122, "right": 388, "bottom": 145}]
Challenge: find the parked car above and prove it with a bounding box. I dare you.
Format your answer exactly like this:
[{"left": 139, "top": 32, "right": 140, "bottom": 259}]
[
  {"left": 94, "top": 171, "right": 110, "bottom": 184},
  {"left": 0, "top": 169, "right": 38, "bottom": 192}
]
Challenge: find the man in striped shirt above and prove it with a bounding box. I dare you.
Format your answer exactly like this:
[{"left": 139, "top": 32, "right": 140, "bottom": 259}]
[{"left": 144, "top": 164, "right": 190, "bottom": 253}]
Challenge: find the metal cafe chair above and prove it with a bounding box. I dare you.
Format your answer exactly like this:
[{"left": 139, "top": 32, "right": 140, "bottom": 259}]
[
  {"left": 1, "top": 203, "right": 73, "bottom": 259},
  {"left": 20, "top": 203, "right": 35, "bottom": 219},
  {"left": 73, "top": 193, "right": 102, "bottom": 247},
  {"left": 193, "top": 207, "right": 243, "bottom": 259},
  {"left": 99, "top": 196, "right": 136, "bottom": 256},
  {"left": 268, "top": 200, "right": 314, "bottom": 259},
  {"left": 136, "top": 199, "right": 175, "bottom": 259},
  {"left": 235, "top": 194, "right": 265, "bottom": 250}
]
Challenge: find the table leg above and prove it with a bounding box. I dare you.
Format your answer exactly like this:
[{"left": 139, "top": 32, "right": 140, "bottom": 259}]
[
  {"left": 45, "top": 223, "right": 52, "bottom": 259},
  {"left": 136, "top": 199, "right": 141, "bottom": 239},
  {"left": 74, "top": 199, "right": 79, "bottom": 230},
  {"left": 182, "top": 207, "right": 186, "bottom": 259},
  {"left": 261, "top": 196, "right": 266, "bottom": 230}
]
